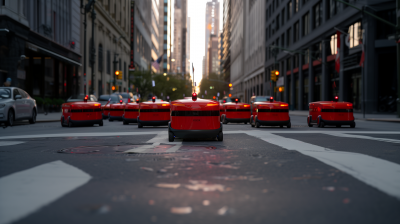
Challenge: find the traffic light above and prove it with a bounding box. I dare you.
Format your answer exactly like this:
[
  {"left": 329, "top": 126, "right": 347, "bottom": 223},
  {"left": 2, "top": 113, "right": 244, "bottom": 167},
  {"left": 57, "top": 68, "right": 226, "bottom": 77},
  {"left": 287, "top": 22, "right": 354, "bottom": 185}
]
[
  {"left": 229, "top": 83, "right": 232, "bottom": 88},
  {"left": 115, "top": 70, "right": 123, "bottom": 80},
  {"left": 213, "top": 96, "right": 216, "bottom": 100},
  {"left": 271, "top": 70, "right": 278, "bottom": 82},
  {"left": 112, "top": 86, "right": 116, "bottom": 91},
  {"left": 228, "top": 94, "right": 232, "bottom": 97},
  {"left": 279, "top": 87, "right": 284, "bottom": 92},
  {"left": 115, "top": 70, "right": 119, "bottom": 76}
]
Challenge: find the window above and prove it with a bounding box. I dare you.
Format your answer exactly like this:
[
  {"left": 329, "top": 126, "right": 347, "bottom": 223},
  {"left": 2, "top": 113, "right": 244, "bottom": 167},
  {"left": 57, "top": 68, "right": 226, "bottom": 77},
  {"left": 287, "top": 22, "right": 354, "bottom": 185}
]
[
  {"left": 303, "top": 49, "right": 309, "bottom": 64},
  {"left": 98, "top": 44, "right": 103, "bottom": 72},
  {"left": 287, "top": 58, "right": 292, "bottom": 70},
  {"left": 164, "top": 15, "right": 167, "bottom": 22},
  {"left": 313, "top": 2, "right": 322, "bottom": 29},
  {"left": 107, "top": 51, "right": 110, "bottom": 74},
  {"left": 286, "top": 28, "right": 291, "bottom": 46},
  {"left": 163, "top": 44, "right": 167, "bottom": 50},
  {"left": 266, "top": 28, "right": 269, "bottom": 41},
  {"left": 119, "top": 59, "right": 121, "bottom": 70},
  {"left": 164, "top": 34, "right": 167, "bottom": 40},
  {"left": 164, "top": 6, "right": 167, "bottom": 12},
  {"left": 276, "top": 15, "right": 280, "bottom": 31},
  {"left": 287, "top": 1, "right": 292, "bottom": 20},
  {"left": 329, "top": 33, "right": 338, "bottom": 55},
  {"left": 281, "top": 8, "right": 285, "bottom": 26},
  {"left": 303, "top": 0, "right": 310, "bottom": 5},
  {"left": 348, "top": 21, "right": 362, "bottom": 48},
  {"left": 293, "top": 21, "right": 299, "bottom": 43},
  {"left": 124, "top": 62, "right": 127, "bottom": 80},
  {"left": 281, "top": 33, "right": 285, "bottom": 48},
  {"left": 327, "top": 0, "right": 339, "bottom": 20},
  {"left": 269, "top": 24, "right": 271, "bottom": 38},
  {"left": 294, "top": 0, "right": 299, "bottom": 13},
  {"left": 303, "top": 12, "right": 309, "bottom": 36}
]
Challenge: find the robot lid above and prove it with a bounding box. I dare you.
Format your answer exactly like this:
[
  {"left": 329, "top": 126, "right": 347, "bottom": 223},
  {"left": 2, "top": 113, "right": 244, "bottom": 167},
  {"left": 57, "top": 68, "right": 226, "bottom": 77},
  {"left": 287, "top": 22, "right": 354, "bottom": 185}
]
[
  {"left": 171, "top": 96, "right": 219, "bottom": 111},
  {"left": 309, "top": 96, "right": 353, "bottom": 110},
  {"left": 62, "top": 101, "right": 101, "bottom": 109}
]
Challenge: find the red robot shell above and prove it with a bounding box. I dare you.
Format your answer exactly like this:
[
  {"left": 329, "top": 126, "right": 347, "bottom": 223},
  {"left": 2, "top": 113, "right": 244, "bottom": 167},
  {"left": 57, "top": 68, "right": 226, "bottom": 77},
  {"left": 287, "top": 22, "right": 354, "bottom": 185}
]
[
  {"left": 109, "top": 102, "right": 125, "bottom": 121},
  {"left": 221, "top": 102, "right": 251, "bottom": 124},
  {"left": 137, "top": 101, "right": 170, "bottom": 128},
  {"left": 308, "top": 98, "right": 355, "bottom": 128},
  {"left": 168, "top": 98, "right": 223, "bottom": 142},
  {"left": 250, "top": 100, "right": 291, "bottom": 128},
  {"left": 123, "top": 102, "right": 140, "bottom": 124},
  {"left": 61, "top": 101, "right": 103, "bottom": 127}
]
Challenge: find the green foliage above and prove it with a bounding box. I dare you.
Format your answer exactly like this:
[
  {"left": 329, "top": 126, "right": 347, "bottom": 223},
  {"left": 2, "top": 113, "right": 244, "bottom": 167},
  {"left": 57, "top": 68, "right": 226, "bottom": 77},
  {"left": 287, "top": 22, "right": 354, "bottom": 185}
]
[
  {"left": 33, "top": 97, "right": 44, "bottom": 105},
  {"left": 199, "top": 73, "right": 229, "bottom": 100},
  {"left": 55, "top": 99, "right": 64, "bottom": 106},
  {"left": 44, "top": 98, "right": 52, "bottom": 106},
  {"left": 131, "top": 70, "right": 192, "bottom": 102}
]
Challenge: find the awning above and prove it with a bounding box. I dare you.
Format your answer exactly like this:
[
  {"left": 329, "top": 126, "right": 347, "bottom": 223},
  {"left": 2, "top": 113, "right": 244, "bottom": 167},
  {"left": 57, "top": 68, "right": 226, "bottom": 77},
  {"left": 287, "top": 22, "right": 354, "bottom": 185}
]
[{"left": 26, "top": 42, "right": 81, "bottom": 66}]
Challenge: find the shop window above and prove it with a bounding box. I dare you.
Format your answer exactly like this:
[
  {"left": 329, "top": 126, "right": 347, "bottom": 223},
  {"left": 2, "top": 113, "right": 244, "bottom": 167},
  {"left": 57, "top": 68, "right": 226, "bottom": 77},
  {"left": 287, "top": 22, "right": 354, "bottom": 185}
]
[
  {"left": 303, "top": 49, "right": 309, "bottom": 64},
  {"left": 348, "top": 21, "right": 362, "bottom": 48},
  {"left": 287, "top": 58, "right": 291, "bottom": 71},
  {"left": 329, "top": 33, "right": 338, "bottom": 55}
]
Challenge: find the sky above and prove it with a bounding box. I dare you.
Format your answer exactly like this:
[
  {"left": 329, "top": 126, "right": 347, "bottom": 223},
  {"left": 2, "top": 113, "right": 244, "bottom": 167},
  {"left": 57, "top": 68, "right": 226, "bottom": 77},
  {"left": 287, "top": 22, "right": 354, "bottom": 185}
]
[{"left": 187, "top": 0, "right": 223, "bottom": 86}]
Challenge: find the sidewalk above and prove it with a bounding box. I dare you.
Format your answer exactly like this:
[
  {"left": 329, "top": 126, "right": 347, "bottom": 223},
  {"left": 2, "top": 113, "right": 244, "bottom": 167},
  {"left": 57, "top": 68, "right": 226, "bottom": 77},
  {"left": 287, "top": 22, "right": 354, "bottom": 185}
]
[
  {"left": 36, "top": 113, "right": 61, "bottom": 123},
  {"left": 289, "top": 111, "right": 400, "bottom": 123}
]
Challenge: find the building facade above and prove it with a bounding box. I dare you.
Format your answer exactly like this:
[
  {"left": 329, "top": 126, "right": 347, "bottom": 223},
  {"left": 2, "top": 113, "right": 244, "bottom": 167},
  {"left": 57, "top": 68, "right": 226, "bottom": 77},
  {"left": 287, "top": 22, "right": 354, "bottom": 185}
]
[
  {"left": 203, "top": 0, "right": 220, "bottom": 79},
  {"left": 206, "top": 34, "right": 219, "bottom": 75},
  {"left": 159, "top": 0, "right": 173, "bottom": 73},
  {"left": 171, "top": 0, "right": 187, "bottom": 77},
  {"left": 0, "top": 0, "right": 81, "bottom": 99},
  {"left": 222, "top": 0, "right": 231, "bottom": 83},
  {"left": 265, "top": 0, "right": 397, "bottom": 113}
]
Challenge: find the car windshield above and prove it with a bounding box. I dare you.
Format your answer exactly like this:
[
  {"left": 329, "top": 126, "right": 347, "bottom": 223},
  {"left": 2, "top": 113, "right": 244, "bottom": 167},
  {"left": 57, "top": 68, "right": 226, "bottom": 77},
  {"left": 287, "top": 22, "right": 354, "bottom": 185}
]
[
  {"left": 223, "top": 98, "right": 237, "bottom": 103},
  {"left": 254, "top": 97, "right": 270, "bottom": 102},
  {"left": 0, "top": 88, "right": 11, "bottom": 99},
  {"left": 119, "top": 93, "right": 129, "bottom": 99},
  {"left": 98, "top": 95, "right": 111, "bottom": 101},
  {"left": 69, "top": 94, "right": 86, "bottom": 100}
]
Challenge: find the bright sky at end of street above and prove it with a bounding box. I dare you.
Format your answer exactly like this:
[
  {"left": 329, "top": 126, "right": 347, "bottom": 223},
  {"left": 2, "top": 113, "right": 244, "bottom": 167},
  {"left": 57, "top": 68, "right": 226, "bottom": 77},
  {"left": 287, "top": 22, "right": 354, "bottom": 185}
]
[{"left": 188, "top": 0, "right": 223, "bottom": 87}]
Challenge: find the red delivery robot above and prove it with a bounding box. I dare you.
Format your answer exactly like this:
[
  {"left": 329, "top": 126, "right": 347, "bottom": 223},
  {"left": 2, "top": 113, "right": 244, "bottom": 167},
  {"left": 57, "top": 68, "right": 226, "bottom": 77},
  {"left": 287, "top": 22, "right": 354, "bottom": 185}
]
[
  {"left": 123, "top": 98, "right": 140, "bottom": 125},
  {"left": 137, "top": 97, "right": 170, "bottom": 128},
  {"left": 109, "top": 100, "right": 125, "bottom": 121},
  {"left": 61, "top": 95, "right": 103, "bottom": 127},
  {"left": 168, "top": 93, "right": 223, "bottom": 142},
  {"left": 219, "top": 104, "right": 225, "bottom": 122},
  {"left": 307, "top": 96, "right": 355, "bottom": 128},
  {"left": 250, "top": 97, "right": 291, "bottom": 128},
  {"left": 221, "top": 98, "right": 251, "bottom": 124},
  {"left": 102, "top": 104, "right": 110, "bottom": 119}
]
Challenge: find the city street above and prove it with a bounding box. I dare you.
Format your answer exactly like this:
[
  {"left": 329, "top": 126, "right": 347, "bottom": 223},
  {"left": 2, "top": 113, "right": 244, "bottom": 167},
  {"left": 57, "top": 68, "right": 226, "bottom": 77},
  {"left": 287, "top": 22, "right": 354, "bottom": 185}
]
[{"left": 1, "top": 116, "right": 399, "bottom": 224}]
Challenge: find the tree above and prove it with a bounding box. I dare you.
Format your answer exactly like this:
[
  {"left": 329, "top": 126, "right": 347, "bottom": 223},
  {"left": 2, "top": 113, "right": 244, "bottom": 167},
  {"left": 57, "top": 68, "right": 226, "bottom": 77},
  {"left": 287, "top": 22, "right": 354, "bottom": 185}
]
[{"left": 199, "top": 73, "right": 229, "bottom": 100}]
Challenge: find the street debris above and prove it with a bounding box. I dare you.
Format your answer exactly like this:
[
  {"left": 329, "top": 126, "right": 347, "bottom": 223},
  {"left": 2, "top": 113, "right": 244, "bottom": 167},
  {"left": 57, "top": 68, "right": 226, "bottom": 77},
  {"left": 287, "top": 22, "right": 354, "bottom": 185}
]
[
  {"left": 322, "top": 186, "right": 335, "bottom": 192},
  {"left": 217, "top": 206, "right": 235, "bottom": 215},
  {"left": 155, "top": 183, "right": 181, "bottom": 189},
  {"left": 203, "top": 200, "right": 210, "bottom": 206},
  {"left": 185, "top": 180, "right": 225, "bottom": 192},
  {"left": 141, "top": 167, "right": 154, "bottom": 172},
  {"left": 170, "top": 206, "right": 192, "bottom": 215}
]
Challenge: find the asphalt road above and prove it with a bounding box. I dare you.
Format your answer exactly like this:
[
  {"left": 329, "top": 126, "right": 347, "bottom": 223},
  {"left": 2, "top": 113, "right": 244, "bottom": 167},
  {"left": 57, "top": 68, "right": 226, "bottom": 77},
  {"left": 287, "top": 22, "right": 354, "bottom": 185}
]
[{"left": 0, "top": 115, "right": 400, "bottom": 224}]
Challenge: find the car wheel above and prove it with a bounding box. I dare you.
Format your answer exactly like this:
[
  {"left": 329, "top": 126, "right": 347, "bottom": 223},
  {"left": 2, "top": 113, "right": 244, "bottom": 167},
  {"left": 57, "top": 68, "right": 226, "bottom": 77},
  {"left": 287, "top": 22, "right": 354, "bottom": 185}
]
[
  {"left": 256, "top": 122, "right": 260, "bottom": 128},
  {"left": 217, "top": 132, "right": 223, "bottom": 141},
  {"left": 244, "top": 122, "right": 247, "bottom": 124},
  {"left": 61, "top": 117, "right": 67, "bottom": 127},
  {"left": 138, "top": 122, "right": 143, "bottom": 128},
  {"left": 109, "top": 119, "right": 113, "bottom": 122},
  {"left": 29, "top": 109, "right": 36, "bottom": 124},
  {"left": 123, "top": 121, "right": 128, "bottom": 125},
  {"left": 350, "top": 123, "right": 356, "bottom": 128},
  {"left": 336, "top": 125, "right": 341, "bottom": 128},
  {"left": 99, "top": 121, "right": 103, "bottom": 126},
  {"left": 222, "top": 116, "right": 227, "bottom": 124},
  {"left": 287, "top": 122, "right": 291, "bottom": 128},
  {"left": 168, "top": 132, "right": 174, "bottom": 142},
  {"left": 6, "top": 110, "right": 14, "bottom": 126},
  {"left": 68, "top": 118, "right": 73, "bottom": 127},
  {"left": 320, "top": 122, "right": 325, "bottom": 128},
  {"left": 280, "top": 125, "right": 283, "bottom": 128}
]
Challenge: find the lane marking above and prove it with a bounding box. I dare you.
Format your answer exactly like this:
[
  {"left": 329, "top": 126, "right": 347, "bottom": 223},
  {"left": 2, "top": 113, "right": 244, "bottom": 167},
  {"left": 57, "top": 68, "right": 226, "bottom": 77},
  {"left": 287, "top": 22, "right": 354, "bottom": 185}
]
[
  {"left": 247, "top": 131, "right": 400, "bottom": 200},
  {"left": 124, "top": 132, "right": 182, "bottom": 153},
  {"left": 324, "top": 133, "right": 400, "bottom": 144},
  {"left": 0, "top": 161, "right": 91, "bottom": 224},
  {"left": 0, "top": 141, "right": 25, "bottom": 147},
  {"left": 1, "top": 130, "right": 400, "bottom": 140}
]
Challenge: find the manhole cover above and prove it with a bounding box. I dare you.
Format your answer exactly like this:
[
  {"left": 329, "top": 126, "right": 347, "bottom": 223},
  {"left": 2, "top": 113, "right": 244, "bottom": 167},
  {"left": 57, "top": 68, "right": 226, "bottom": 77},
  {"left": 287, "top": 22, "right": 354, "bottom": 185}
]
[{"left": 58, "top": 145, "right": 143, "bottom": 154}]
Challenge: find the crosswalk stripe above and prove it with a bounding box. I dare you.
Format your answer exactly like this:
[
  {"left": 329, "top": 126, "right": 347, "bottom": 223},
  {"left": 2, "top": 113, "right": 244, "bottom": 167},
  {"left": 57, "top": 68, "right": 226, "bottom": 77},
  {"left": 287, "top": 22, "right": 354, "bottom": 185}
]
[
  {"left": 247, "top": 131, "right": 400, "bottom": 200},
  {"left": 0, "top": 161, "right": 91, "bottom": 224},
  {"left": 324, "top": 133, "right": 400, "bottom": 144},
  {"left": 0, "top": 141, "right": 24, "bottom": 147}
]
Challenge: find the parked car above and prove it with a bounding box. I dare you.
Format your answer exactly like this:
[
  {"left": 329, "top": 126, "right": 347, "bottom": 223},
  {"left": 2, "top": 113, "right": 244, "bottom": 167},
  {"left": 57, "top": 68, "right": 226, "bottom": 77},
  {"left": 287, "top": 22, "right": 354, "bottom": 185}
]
[
  {"left": 67, "top": 94, "right": 98, "bottom": 102},
  {"left": 98, "top": 94, "right": 122, "bottom": 105},
  {"left": 0, "top": 87, "right": 37, "bottom": 126},
  {"left": 112, "top": 92, "right": 133, "bottom": 103}
]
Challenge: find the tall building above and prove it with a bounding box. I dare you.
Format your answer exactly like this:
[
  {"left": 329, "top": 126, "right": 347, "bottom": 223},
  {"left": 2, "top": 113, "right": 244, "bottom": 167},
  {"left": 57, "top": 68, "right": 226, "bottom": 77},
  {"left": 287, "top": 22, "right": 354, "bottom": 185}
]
[
  {"left": 171, "top": 0, "right": 187, "bottom": 76},
  {"left": 151, "top": 0, "right": 161, "bottom": 72},
  {"left": 204, "top": 0, "right": 220, "bottom": 78},
  {"left": 230, "top": 0, "right": 244, "bottom": 100},
  {"left": 222, "top": 0, "right": 231, "bottom": 83},
  {"left": 186, "top": 17, "right": 191, "bottom": 75},
  {"left": 264, "top": 0, "right": 397, "bottom": 113},
  {"left": 84, "top": 0, "right": 131, "bottom": 96},
  {"left": 206, "top": 34, "right": 219, "bottom": 75},
  {"left": 0, "top": 0, "right": 81, "bottom": 99},
  {"left": 159, "top": 0, "right": 173, "bottom": 73},
  {"left": 243, "top": 0, "right": 265, "bottom": 102},
  {"left": 218, "top": 33, "right": 223, "bottom": 75}
]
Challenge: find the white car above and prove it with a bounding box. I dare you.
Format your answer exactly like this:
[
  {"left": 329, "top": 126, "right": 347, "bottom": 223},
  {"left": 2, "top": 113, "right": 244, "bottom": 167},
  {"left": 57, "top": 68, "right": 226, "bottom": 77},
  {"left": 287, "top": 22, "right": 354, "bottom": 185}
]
[{"left": 0, "top": 87, "right": 37, "bottom": 126}]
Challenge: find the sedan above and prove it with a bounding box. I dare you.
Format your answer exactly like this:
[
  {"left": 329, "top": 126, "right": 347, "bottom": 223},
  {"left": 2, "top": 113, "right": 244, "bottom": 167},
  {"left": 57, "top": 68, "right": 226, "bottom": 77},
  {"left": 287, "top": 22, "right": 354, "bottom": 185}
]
[{"left": 0, "top": 87, "right": 37, "bottom": 126}]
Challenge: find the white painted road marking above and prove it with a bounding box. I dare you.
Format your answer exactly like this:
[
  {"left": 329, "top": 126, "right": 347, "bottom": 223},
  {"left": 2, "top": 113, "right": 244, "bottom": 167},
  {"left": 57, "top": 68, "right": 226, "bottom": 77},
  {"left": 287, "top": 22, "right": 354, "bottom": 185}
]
[
  {"left": 1, "top": 131, "right": 400, "bottom": 140},
  {"left": 247, "top": 131, "right": 400, "bottom": 200},
  {"left": 0, "top": 141, "right": 25, "bottom": 147},
  {"left": 124, "top": 132, "right": 182, "bottom": 153},
  {"left": 324, "top": 133, "right": 400, "bottom": 144},
  {"left": 0, "top": 161, "right": 91, "bottom": 224}
]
